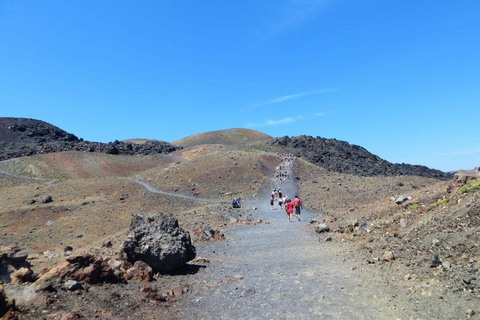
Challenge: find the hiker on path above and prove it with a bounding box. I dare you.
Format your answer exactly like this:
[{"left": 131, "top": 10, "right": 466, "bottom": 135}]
[
  {"left": 293, "top": 195, "right": 302, "bottom": 222},
  {"left": 285, "top": 198, "right": 294, "bottom": 222},
  {"left": 278, "top": 189, "right": 283, "bottom": 208},
  {"left": 270, "top": 191, "right": 275, "bottom": 209}
]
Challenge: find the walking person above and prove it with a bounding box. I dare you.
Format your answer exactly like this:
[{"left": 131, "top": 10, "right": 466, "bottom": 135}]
[
  {"left": 285, "top": 198, "right": 294, "bottom": 222},
  {"left": 278, "top": 189, "right": 283, "bottom": 208},
  {"left": 293, "top": 195, "right": 302, "bottom": 222},
  {"left": 270, "top": 192, "right": 275, "bottom": 210}
]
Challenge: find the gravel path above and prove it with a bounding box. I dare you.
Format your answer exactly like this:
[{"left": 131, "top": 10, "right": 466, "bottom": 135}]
[
  {"left": 176, "top": 172, "right": 403, "bottom": 319},
  {"left": 123, "top": 178, "right": 229, "bottom": 204}
]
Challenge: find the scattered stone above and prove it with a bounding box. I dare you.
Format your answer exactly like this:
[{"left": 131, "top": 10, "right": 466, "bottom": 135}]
[
  {"left": 382, "top": 251, "right": 395, "bottom": 262},
  {"left": 64, "top": 246, "right": 73, "bottom": 256},
  {"left": 395, "top": 196, "right": 409, "bottom": 205},
  {"left": 4, "top": 250, "right": 28, "bottom": 264},
  {"left": 168, "top": 284, "right": 188, "bottom": 296},
  {"left": 43, "top": 251, "right": 60, "bottom": 259},
  {"left": 315, "top": 223, "right": 330, "bottom": 233},
  {"left": 11, "top": 267, "right": 36, "bottom": 284},
  {"left": 58, "top": 309, "right": 86, "bottom": 320},
  {"left": 199, "top": 227, "right": 225, "bottom": 241},
  {"left": 463, "top": 277, "right": 476, "bottom": 285},
  {"left": 64, "top": 280, "right": 83, "bottom": 291},
  {"left": 430, "top": 255, "right": 442, "bottom": 268},
  {"left": 466, "top": 309, "right": 476, "bottom": 318},
  {"left": 42, "top": 196, "right": 53, "bottom": 203},
  {"left": 124, "top": 261, "right": 153, "bottom": 282},
  {"left": 189, "top": 257, "right": 210, "bottom": 264},
  {"left": 442, "top": 261, "right": 451, "bottom": 270},
  {"left": 120, "top": 213, "right": 196, "bottom": 273}
]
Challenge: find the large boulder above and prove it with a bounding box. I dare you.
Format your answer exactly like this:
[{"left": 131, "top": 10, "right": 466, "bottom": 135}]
[{"left": 120, "top": 213, "right": 196, "bottom": 273}]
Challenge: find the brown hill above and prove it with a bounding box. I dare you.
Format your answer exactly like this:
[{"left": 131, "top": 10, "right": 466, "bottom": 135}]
[{"left": 172, "top": 128, "right": 272, "bottom": 148}]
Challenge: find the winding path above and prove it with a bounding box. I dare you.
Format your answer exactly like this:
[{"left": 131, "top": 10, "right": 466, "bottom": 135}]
[
  {"left": 172, "top": 165, "right": 401, "bottom": 319},
  {"left": 123, "top": 178, "right": 228, "bottom": 204}
]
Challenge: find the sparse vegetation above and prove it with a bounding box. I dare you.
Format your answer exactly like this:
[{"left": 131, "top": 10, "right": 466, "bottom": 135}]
[
  {"left": 458, "top": 178, "right": 480, "bottom": 194},
  {"left": 407, "top": 203, "right": 419, "bottom": 210}
]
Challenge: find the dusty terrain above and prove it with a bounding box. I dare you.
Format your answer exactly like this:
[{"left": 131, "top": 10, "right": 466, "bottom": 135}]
[{"left": 0, "top": 124, "right": 479, "bottom": 319}]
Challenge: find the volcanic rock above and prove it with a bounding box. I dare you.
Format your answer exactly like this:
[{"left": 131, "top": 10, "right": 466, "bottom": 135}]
[
  {"left": 260, "top": 135, "right": 452, "bottom": 179},
  {"left": 11, "top": 267, "right": 36, "bottom": 284},
  {"left": 315, "top": 223, "right": 330, "bottom": 233},
  {"left": 120, "top": 213, "right": 196, "bottom": 273},
  {"left": 33, "top": 253, "right": 118, "bottom": 290},
  {"left": 123, "top": 261, "right": 153, "bottom": 282},
  {"left": 0, "top": 117, "right": 181, "bottom": 161},
  {"left": 381, "top": 251, "right": 395, "bottom": 262}
]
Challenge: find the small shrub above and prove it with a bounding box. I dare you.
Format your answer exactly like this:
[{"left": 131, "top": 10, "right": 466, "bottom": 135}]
[
  {"left": 437, "top": 196, "right": 451, "bottom": 205},
  {"left": 408, "top": 204, "right": 419, "bottom": 210}
]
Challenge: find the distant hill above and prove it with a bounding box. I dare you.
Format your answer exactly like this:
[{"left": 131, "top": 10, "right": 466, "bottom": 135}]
[
  {"left": 0, "top": 117, "right": 181, "bottom": 161},
  {"left": 0, "top": 118, "right": 452, "bottom": 179},
  {"left": 253, "top": 135, "right": 452, "bottom": 179},
  {"left": 173, "top": 128, "right": 272, "bottom": 148}
]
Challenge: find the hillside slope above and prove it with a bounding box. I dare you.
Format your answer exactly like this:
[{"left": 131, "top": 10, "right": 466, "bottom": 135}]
[{"left": 173, "top": 128, "right": 272, "bottom": 148}]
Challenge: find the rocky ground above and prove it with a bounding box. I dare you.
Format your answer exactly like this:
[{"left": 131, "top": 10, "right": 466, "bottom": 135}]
[
  {"left": 2, "top": 157, "right": 477, "bottom": 319},
  {"left": 297, "top": 162, "right": 480, "bottom": 319},
  {"left": 0, "top": 121, "right": 479, "bottom": 319}
]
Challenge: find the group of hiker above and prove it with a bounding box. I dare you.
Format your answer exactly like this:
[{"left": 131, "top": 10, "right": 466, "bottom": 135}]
[
  {"left": 275, "top": 154, "right": 294, "bottom": 183},
  {"left": 275, "top": 165, "right": 290, "bottom": 182},
  {"left": 270, "top": 155, "right": 303, "bottom": 222},
  {"left": 270, "top": 189, "right": 303, "bottom": 223}
]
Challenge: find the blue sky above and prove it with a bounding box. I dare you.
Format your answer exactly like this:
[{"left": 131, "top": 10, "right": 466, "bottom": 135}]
[{"left": 1, "top": 1, "right": 479, "bottom": 172}]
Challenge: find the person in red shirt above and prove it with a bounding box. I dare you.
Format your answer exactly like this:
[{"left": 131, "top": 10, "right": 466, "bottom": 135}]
[
  {"left": 285, "top": 198, "right": 294, "bottom": 222},
  {"left": 293, "top": 195, "right": 302, "bottom": 222}
]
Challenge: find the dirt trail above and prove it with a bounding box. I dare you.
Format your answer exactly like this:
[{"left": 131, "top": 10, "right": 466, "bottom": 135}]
[
  {"left": 175, "top": 166, "right": 404, "bottom": 319},
  {"left": 123, "top": 178, "right": 228, "bottom": 204}
]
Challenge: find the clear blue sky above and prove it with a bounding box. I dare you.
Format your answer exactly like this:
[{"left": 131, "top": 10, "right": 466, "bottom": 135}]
[{"left": 1, "top": 1, "right": 479, "bottom": 172}]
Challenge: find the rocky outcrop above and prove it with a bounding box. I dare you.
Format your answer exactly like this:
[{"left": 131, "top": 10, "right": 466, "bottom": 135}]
[
  {"left": 453, "top": 167, "right": 480, "bottom": 186},
  {"left": 0, "top": 247, "right": 35, "bottom": 286},
  {"left": 262, "top": 135, "right": 452, "bottom": 179},
  {"left": 0, "top": 117, "right": 181, "bottom": 161},
  {"left": 33, "top": 253, "right": 120, "bottom": 291},
  {"left": 120, "top": 213, "right": 196, "bottom": 273}
]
